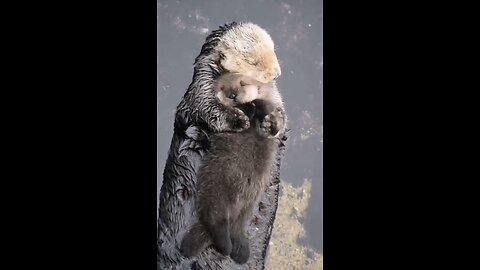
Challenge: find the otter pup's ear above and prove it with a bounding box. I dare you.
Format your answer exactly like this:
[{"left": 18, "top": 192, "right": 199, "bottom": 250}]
[
  {"left": 237, "top": 102, "right": 256, "bottom": 120},
  {"left": 239, "top": 80, "right": 248, "bottom": 87}
]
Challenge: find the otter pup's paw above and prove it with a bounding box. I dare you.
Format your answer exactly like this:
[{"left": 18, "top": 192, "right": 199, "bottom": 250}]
[
  {"left": 261, "top": 107, "right": 285, "bottom": 138},
  {"left": 230, "top": 235, "right": 250, "bottom": 264},
  {"left": 226, "top": 107, "right": 250, "bottom": 132}
]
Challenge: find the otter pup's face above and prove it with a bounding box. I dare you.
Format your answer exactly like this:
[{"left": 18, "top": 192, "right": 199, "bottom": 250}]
[
  {"left": 216, "top": 23, "right": 281, "bottom": 84},
  {"left": 214, "top": 73, "right": 263, "bottom": 107}
]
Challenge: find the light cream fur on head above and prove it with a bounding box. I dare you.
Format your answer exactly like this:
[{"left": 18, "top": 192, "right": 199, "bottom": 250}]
[{"left": 216, "top": 23, "right": 281, "bottom": 84}]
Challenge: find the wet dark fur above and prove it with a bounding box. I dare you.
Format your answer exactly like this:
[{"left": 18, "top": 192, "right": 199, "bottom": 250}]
[
  {"left": 180, "top": 98, "right": 281, "bottom": 264},
  {"left": 157, "top": 22, "right": 288, "bottom": 270}
]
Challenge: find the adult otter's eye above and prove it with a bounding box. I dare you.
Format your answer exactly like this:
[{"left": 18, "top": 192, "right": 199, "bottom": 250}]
[
  {"left": 246, "top": 57, "right": 259, "bottom": 66},
  {"left": 228, "top": 93, "right": 237, "bottom": 99}
]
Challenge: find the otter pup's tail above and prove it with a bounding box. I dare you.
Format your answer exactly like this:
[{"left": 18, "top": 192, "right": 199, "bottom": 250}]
[{"left": 180, "top": 222, "right": 211, "bottom": 258}]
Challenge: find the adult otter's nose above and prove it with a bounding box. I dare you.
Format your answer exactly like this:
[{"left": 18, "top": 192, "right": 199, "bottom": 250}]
[{"left": 274, "top": 66, "right": 282, "bottom": 79}]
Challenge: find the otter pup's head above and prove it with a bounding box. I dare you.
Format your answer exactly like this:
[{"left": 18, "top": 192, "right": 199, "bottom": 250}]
[
  {"left": 215, "top": 23, "right": 281, "bottom": 83},
  {"left": 214, "top": 72, "right": 276, "bottom": 107},
  {"left": 214, "top": 72, "right": 265, "bottom": 107}
]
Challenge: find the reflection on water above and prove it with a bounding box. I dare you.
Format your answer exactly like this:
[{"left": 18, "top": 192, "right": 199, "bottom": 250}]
[{"left": 157, "top": 0, "right": 323, "bottom": 260}]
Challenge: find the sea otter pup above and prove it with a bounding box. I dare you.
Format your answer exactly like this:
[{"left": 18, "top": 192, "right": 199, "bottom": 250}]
[
  {"left": 180, "top": 73, "right": 284, "bottom": 264},
  {"left": 212, "top": 72, "right": 285, "bottom": 138}
]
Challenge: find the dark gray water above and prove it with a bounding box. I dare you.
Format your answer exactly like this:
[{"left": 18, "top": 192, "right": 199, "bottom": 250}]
[{"left": 157, "top": 0, "right": 323, "bottom": 254}]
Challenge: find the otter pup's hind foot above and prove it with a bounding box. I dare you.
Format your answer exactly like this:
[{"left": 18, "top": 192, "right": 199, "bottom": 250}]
[
  {"left": 209, "top": 223, "right": 233, "bottom": 255},
  {"left": 230, "top": 235, "right": 250, "bottom": 264}
]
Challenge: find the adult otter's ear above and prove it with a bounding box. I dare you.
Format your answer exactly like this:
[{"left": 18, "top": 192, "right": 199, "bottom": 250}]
[{"left": 236, "top": 102, "right": 256, "bottom": 120}]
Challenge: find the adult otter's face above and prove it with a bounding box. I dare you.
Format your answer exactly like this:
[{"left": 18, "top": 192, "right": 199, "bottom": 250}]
[{"left": 217, "top": 23, "right": 282, "bottom": 84}]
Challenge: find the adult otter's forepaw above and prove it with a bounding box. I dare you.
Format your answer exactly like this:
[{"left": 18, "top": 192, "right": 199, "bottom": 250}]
[
  {"left": 261, "top": 108, "right": 285, "bottom": 138},
  {"left": 226, "top": 107, "right": 250, "bottom": 132}
]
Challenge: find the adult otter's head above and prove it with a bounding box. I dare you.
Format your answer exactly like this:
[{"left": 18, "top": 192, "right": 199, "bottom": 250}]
[
  {"left": 195, "top": 22, "right": 281, "bottom": 84},
  {"left": 217, "top": 23, "right": 281, "bottom": 83}
]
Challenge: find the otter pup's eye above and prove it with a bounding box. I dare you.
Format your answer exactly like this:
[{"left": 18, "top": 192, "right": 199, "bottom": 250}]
[{"left": 228, "top": 93, "right": 237, "bottom": 99}]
